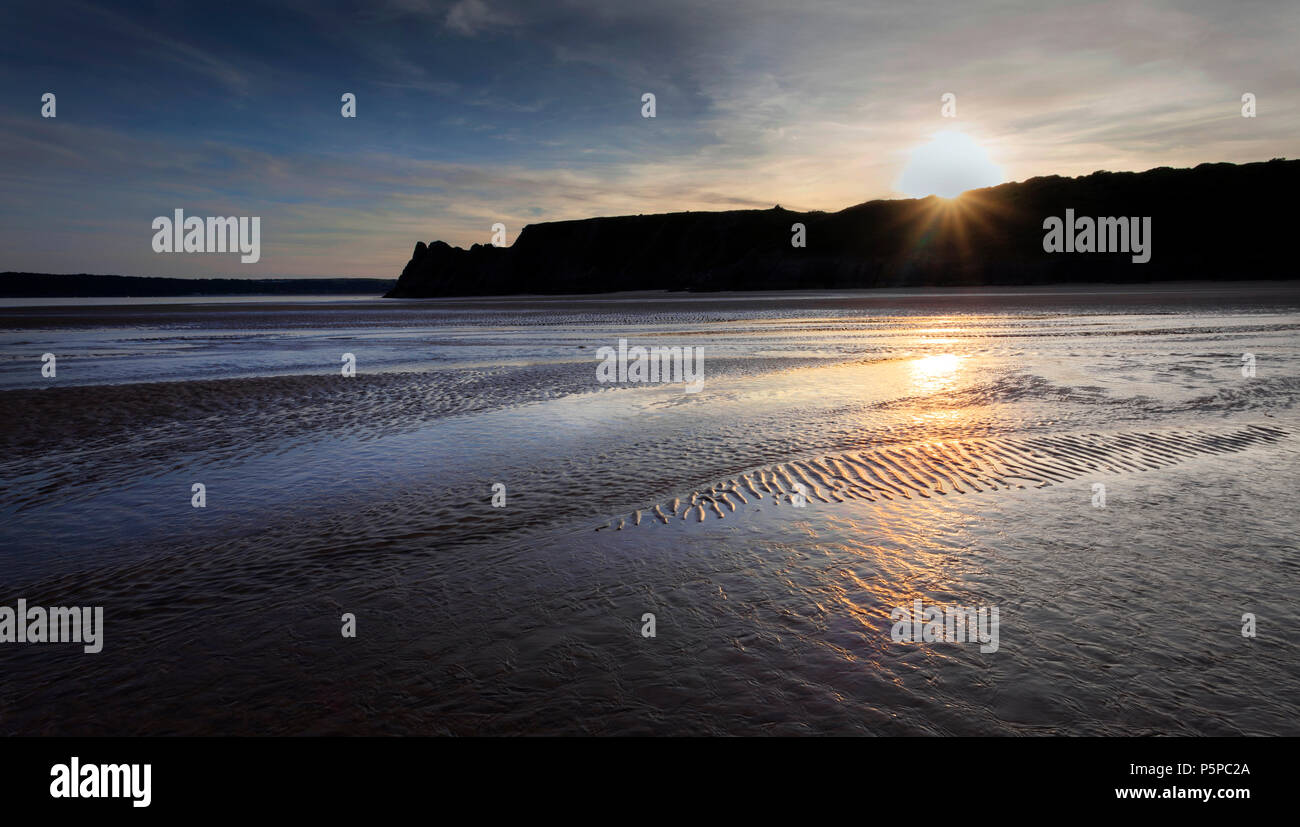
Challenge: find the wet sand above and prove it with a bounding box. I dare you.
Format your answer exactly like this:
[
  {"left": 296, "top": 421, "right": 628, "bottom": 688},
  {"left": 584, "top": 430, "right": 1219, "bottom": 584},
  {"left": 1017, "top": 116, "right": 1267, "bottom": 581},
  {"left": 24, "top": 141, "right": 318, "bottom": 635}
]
[{"left": 1, "top": 284, "right": 1298, "bottom": 735}]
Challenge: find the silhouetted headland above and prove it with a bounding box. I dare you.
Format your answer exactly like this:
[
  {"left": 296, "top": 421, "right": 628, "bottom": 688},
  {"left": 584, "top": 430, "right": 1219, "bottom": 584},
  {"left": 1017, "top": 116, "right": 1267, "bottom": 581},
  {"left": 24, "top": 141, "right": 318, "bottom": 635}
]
[{"left": 387, "top": 159, "right": 1297, "bottom": 297}]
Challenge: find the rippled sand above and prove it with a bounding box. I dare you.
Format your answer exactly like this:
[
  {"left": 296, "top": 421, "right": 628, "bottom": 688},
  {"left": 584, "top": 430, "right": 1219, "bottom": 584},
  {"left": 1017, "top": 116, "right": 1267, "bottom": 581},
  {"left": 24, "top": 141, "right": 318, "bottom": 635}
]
[
  {"left": 1, "top": 284, "right": 1297, "bottom": 735},
  {"left": 604, "top": 425, "right": 1290, "bottom": 528}
]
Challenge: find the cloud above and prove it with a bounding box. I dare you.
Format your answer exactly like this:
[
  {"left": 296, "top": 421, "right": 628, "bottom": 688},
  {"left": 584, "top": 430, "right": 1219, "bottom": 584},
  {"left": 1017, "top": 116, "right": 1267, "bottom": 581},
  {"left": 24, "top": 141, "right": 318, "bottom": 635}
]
[
  {"left": 70, "top": 0, "right": 254, "bottom": 94},
  {"left": 444, "top": 0, "right": 516, "bottom": 36}
]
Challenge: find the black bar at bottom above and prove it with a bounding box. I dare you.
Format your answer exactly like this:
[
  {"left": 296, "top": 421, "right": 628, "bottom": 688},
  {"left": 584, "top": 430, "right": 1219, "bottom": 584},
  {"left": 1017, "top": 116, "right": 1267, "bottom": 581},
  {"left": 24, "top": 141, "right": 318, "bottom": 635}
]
[{"left": 1, "top": 736, "right": 1284, "bottom": 815}]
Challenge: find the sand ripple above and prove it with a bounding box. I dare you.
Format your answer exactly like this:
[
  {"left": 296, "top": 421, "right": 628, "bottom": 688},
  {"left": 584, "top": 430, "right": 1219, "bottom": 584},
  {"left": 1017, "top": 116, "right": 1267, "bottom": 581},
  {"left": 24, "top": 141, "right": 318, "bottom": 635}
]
[{"left": 604, "top": 424, "right": 1289, "bottom": 529}]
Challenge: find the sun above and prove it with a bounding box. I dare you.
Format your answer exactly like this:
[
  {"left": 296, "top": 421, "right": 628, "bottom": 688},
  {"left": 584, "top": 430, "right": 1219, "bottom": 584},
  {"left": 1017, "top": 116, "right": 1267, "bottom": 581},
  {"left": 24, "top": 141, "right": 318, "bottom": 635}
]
[{"left": 897, "top": 130, "right": 1004, "bottom": 199}]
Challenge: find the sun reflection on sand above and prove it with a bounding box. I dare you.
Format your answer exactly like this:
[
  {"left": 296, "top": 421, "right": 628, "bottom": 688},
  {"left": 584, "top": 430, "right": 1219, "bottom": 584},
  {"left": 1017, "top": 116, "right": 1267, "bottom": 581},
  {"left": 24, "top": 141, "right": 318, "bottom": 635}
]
[{"left": 909, "top": 353, "right": 965, "bottom": 394}]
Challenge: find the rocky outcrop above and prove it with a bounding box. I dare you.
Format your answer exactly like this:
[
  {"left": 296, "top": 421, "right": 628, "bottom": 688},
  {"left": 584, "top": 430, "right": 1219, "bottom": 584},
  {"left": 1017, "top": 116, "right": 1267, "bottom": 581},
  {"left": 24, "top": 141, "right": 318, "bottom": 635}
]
[{"left": 387, "top": 159, "right": 1299, "bottom": 297}]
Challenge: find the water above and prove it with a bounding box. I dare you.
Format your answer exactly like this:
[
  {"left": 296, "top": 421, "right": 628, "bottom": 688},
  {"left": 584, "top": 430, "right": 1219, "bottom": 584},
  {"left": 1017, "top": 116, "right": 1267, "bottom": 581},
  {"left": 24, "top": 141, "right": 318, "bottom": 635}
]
[{"left": 1, "top": 284, "right": 1297, "bottom": 735}]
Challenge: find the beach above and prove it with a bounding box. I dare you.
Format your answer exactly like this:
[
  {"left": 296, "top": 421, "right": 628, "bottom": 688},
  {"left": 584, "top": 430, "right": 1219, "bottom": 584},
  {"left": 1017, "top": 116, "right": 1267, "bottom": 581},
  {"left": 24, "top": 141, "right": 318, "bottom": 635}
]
[{"left": 1, "top": 283, "right": 1297, "bottom": 735}]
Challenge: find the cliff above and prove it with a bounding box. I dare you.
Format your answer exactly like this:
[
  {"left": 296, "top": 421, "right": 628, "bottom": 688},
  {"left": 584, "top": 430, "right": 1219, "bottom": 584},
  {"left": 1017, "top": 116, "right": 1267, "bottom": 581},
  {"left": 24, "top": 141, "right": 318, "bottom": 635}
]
[{"left": 387, "top": 159, "right": 1298, "bottom": 297}]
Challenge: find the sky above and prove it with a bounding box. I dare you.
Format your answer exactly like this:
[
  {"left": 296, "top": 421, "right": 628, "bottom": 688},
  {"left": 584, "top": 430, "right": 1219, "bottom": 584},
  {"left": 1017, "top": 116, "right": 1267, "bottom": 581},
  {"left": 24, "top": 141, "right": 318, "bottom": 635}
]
[{"left": 0, "top": 0, "right": 1295, "bottom": 278}]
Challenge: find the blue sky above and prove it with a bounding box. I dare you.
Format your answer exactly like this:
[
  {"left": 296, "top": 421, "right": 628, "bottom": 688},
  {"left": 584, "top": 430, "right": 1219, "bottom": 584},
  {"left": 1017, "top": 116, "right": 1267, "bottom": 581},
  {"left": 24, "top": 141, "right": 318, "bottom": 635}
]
[{"left": 1, "top": 0, "right": 1295, "bottom": 277}]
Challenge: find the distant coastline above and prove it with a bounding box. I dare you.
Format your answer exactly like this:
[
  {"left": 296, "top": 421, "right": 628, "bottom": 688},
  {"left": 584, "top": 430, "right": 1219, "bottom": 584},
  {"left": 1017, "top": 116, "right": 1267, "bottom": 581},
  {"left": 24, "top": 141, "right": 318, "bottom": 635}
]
[
  {"left": 388, "top": 159, "right": 1299, "bottom": 298},
  {"left": 0, "top": 273, "right": 395, "bottom": 298}
]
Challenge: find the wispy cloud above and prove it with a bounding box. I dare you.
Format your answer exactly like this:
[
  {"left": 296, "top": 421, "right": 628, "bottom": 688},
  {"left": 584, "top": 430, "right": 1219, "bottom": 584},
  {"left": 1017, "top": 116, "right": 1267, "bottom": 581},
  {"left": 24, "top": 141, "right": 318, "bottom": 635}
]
[{"left": 444, "top": 0, "right": 519, "bottom": 36}]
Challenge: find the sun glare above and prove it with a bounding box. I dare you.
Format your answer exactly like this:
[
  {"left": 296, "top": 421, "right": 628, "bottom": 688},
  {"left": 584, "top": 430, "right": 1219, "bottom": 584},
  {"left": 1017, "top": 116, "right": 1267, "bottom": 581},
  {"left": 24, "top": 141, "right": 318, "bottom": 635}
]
[
  {"left": 909, "top": 353, "right": 965, "bottom": 393},
  {"left": 897, "top": 130, "right": 1004, "bottom": 199}
]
